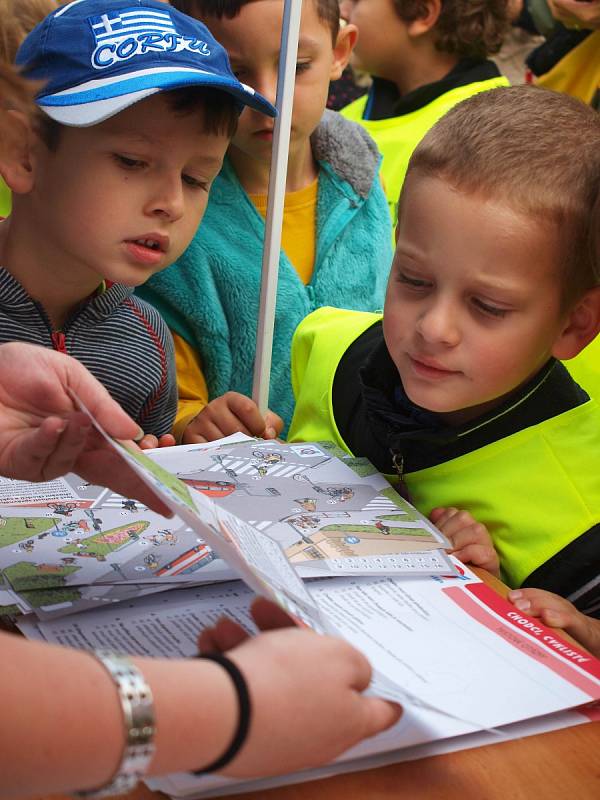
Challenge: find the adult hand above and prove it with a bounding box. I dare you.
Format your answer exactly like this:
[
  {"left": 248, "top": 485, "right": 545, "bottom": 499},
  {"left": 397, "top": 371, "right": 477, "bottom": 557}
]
[
  {"left": 221, "top": 626, "right": 402, "bottom": 777},
  {"left": 547, "top": 0, "right": 600, "bottom": 29},
  {"left": 197, "top": 596, "right": 401, "bottom": 776},
  {"left": 198, "top": 597, "right": 296, "bottom": 653},
  {"left": 0, "top": 342, "right": 171, "bottom": 515}
]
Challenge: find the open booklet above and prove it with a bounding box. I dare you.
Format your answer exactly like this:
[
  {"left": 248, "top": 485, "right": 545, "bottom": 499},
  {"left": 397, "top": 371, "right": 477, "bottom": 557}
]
[
  {"left": 10, "top": 409, "right": 600, "bottom": 798},
  {"left": 19, "top": 566, "right": 600, "bottom": 798},
  {"left": 0, "top": 433, "right": 455, "bottom": 621}
]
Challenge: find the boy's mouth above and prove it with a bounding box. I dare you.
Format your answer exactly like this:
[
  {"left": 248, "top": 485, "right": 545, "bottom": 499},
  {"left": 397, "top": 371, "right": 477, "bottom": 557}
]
[
  {"left": 128, "top": 235, "right": 168, "bottom": 253},
  {"left": 253, "top": 127, "right": 275, "bottom": 141},
  {"left": 409, "top": 355, "right": 460, "bottom": 379},
  {"left": 124, "top": 234, "right": 169, "bottom": 266}
]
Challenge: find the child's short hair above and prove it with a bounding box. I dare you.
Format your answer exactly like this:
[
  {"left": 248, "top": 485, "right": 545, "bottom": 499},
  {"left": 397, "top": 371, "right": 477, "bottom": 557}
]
[
  {"left": 170, "top": 0, "right": 341, "bottom": 44},
  {"left": 392, "top": 0, "right": 508, "bottom": 59},
  {"left": 35, "top": 85, "right": 239, "bottom": 150},
  {"left": 0, "top": 64, "right": 36, "bottom": 156},
  {"left": 0, "top": 0, "right": 59, "bottom": 64},
  {"left": 404, "top": 86, "right": 600, "bottom": 304}
]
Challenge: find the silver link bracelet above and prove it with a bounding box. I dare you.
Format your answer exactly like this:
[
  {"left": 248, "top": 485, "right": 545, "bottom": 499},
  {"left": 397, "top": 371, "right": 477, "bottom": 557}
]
[{"left": 75, "top": 650, "right": 156, "bottom": 798}]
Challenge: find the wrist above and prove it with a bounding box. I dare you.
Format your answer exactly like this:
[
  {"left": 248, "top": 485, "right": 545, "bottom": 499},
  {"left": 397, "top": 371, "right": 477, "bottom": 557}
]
[
  {"left": 140, "top": 656, "right": 238, "bottom": 776},
  {"left": 192, "top": 653, "right": 252, "bottom": 774},
  {"left": 75, "top": 651, "right": 155, "bottom": 798}
]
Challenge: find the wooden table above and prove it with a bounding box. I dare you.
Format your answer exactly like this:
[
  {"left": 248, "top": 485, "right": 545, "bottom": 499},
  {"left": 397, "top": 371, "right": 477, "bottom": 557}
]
[
  {"left": 27, "top": 569, "right": 600, "bottom": 800},
  {"left": 40, "top": 716, "right": 600, "bottom": 800}
]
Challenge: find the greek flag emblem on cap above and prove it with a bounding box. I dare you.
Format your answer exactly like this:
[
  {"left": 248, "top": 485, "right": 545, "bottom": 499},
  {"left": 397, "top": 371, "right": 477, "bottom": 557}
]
[
  {"left": 89, "top": 6, "right": 210, "bottom": 70},
  {"left": 90, "top": 7, "right": 176, "bottom": 41}
]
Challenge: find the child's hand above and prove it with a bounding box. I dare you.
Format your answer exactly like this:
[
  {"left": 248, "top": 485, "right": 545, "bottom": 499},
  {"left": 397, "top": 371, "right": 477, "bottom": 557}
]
[
  {"left": 138, "top": 433, "right": 176, "bottom": 450},
  {"left": 508, "top": 588, "right": 600, "bottom": 658},
  {"left": 429, "top": 506, "right": 500, "bottom": 577},
  {"left": 183, "top": 391, "right": 283, "bottom": 444}
]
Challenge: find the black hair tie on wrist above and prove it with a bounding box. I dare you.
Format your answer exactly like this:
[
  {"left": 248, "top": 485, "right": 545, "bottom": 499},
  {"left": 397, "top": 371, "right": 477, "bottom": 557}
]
[{"left": 193, "top": 653, "right": 252, "bottom": 774}]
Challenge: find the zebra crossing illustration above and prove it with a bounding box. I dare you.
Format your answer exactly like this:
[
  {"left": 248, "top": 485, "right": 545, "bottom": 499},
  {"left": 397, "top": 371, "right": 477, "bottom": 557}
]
[
  {"left": 361, "top": 495, "right": 406, "bottom": 515},
  {"left": 207, "top": 454, "right": 310, "bottom": 480}
]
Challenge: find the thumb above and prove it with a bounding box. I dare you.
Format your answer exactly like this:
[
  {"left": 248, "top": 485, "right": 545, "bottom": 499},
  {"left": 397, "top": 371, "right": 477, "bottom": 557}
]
[{"left": 358, "top": 697, "right": 403, "bottom": 738}]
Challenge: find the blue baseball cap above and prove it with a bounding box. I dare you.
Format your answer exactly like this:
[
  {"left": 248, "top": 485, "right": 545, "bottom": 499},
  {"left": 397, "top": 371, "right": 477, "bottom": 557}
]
[{"left": 16, "top": 0, "right": 276, "bottom": 126}]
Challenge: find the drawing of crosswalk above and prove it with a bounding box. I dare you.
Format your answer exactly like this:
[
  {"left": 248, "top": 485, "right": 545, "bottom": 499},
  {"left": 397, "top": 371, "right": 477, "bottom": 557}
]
[
  {"left": 100, "top": 493, "right": 144, "bottom": 510},
  {"left": 207, "top": 457, "right": 308, "bottom": 479},
  {"left": 361, "top": 496, "right": 405, "bottom": 514}
]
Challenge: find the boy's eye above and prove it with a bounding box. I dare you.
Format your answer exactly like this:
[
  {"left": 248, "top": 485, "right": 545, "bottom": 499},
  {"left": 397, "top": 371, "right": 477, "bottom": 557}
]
[
  {"left": 397, "top": 272, "right": 431, "bottom": 289},
  {"left": 182, "top": 174, "right": 208, "bottom": 190},
  {"left": 114, "top": 154, "right": 146, "bottom": 169},
  {"left": 472, "top": 298, "right": 508, "bottom": 318},
  {"left": 296, "top": 61, "right": 311, "bottom": 74}
]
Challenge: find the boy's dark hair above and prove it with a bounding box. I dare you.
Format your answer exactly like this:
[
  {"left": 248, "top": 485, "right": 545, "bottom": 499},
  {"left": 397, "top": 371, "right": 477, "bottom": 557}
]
[
  {"left": 36, "top": 86, "right": 239, "bottom": 150},
  {"left": 404, "top": 86, "right": 600, "bottom": 305},
  {"left": 393, "top": 0, "right": 509, "bottom": 59},
  {"left": 171, "top": 0, "right": 340, "bottom": 44}
]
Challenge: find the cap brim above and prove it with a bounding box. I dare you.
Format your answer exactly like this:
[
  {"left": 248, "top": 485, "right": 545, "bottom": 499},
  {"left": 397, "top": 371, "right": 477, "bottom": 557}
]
[{"left": 37, "top": 66, "right": 276, "bottom": 126}]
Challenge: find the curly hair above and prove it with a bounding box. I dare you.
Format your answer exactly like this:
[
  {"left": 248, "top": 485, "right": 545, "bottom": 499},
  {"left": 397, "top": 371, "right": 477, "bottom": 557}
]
[{"left": 392, "top": 0, "right": 509, "bottom": 59}]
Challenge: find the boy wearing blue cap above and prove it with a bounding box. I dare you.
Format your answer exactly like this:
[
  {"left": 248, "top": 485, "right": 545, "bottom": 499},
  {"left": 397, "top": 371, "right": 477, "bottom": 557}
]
[{"left": 0, "top": 0, "right": 275, "bottom": 445}]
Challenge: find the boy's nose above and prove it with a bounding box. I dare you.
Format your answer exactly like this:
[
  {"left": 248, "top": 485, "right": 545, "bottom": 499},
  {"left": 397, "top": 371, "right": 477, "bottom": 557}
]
[
  {"left": 250, "top": 72, "right": 278, "bottom": 110},
  {"left": 416, "top": 301, "right": 461, "bottom": 347},
  {"left": 145, "top": 176, "right": 184, "bottom": 222}
]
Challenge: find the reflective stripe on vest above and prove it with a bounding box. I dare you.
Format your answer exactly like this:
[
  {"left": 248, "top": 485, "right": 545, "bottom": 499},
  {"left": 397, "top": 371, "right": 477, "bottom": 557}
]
[
  {"left": 289, "top": 307, "right": 600, "bottom": 588},
  {"left": 342, "top": 77, "right": 510, "bottom": 225}
]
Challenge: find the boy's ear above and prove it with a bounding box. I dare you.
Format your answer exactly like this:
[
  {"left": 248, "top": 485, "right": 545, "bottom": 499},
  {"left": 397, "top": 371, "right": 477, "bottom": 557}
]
[
  {"left": 551, "top": 286, "right": 600, "bottom": 360},
  {"left": 0, "top": 110, "right": 37, "bottom": 195},
  {"left": 406, "top": 0, "right": 443, "bottom": 37},
  {"left": 329, "top": 22, "right": 358, "bottom": 81}
]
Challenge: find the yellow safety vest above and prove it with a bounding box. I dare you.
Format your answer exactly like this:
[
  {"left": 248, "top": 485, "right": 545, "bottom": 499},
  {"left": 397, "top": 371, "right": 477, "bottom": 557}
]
[
  {"left": 565, "top": 334, "right": 600, "bottom": 402},
  {"left": 0, "top": 178, "right": 11, "bottom": 218},
  {"left": 341, "top": 77, "right": 509, "bottom": 224},
  {"left": 289, "top": 307, "right": 600, "bottom": 587}
]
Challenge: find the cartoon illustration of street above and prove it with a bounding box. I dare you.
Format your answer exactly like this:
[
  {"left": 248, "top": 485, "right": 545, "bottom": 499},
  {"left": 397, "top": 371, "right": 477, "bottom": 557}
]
[
  {"left": 152, "top": 440, "right": 452, "bottom": 573},
  {"left": 0, "top": 438, "right": 454, "bottom": 618}
]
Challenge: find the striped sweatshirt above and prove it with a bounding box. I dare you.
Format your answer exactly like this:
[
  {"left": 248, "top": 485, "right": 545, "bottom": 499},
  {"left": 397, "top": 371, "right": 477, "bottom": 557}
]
[{"left": 0, "top": 268, "right": 176, "bottom": 437}]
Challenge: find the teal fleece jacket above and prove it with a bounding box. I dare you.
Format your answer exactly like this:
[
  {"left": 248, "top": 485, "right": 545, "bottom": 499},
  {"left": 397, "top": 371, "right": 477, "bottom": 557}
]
[{"left": 138, "top": 110, "right": 392, "bottom": 432}]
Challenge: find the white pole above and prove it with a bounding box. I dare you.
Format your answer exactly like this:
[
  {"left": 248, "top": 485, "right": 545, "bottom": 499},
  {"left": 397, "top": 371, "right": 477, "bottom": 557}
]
[{"left": 252, "top": 0, "right": 303, "bottom": 415}]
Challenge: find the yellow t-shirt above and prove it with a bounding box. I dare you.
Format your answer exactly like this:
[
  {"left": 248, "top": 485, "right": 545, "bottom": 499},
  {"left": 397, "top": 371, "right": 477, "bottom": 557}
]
[
  {"left": 172, "top": 332, "right": 209, "bottom": 442},
  {"left": 172, "top": 178, "right": 319, "bottom": 440},
  {"left": 536, "top": 30, "right": 600, "bottom": 107},
  {"left": 248, "top": 178, "right": 318, "bottom": 285}
]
